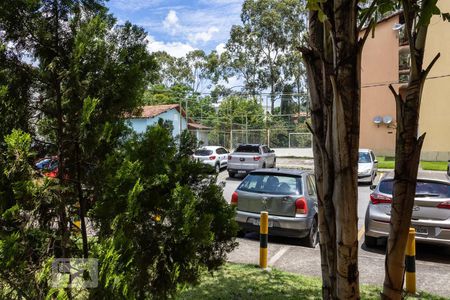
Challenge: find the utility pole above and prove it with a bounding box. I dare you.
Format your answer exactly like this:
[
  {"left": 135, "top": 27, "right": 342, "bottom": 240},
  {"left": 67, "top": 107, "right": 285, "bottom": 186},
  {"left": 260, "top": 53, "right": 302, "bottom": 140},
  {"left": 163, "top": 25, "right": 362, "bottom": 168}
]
[
  {"left": 229, "top": 102, "right": 233, "bottom": 150},
  {"left": 265, "top": 95, "right": 269, "bottom": 145},
  {"left": 245, "top": 114, "right": 248, "bottom": 144}
]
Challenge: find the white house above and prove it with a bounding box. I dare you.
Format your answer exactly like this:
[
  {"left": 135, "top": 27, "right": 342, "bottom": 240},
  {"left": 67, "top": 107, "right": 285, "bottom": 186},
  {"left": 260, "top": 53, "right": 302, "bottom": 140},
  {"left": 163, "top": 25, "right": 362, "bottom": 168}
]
[{"left": 126, "top": 104, "right": 209, "bottom": 145}]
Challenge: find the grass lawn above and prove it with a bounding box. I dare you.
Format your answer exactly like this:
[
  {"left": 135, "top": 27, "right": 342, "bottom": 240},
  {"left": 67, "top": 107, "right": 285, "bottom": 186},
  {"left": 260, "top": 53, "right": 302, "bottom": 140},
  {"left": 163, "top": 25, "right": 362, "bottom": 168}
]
[
  {"left": 420, "top": 161, "right": 448, "bottom": 171},
  {"left": 377, "top": 156, "right": 395, "bottom": 169},
  {"left": 176, "top": 263, "right": 444, "bottom": 300},
  {"left": 376, "top": 157, "right": 448, "bottom": 171}
]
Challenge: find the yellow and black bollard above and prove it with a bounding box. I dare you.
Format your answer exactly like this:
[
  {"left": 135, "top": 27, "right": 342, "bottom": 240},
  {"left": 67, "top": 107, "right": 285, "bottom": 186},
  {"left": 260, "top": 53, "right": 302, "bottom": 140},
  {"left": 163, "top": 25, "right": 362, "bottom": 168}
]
[
  {"left": 259, "top": 211, "right": 269, "bottom": 269},
  {"left": 405, "top": 227, "right": 416, "bottom": 294}
]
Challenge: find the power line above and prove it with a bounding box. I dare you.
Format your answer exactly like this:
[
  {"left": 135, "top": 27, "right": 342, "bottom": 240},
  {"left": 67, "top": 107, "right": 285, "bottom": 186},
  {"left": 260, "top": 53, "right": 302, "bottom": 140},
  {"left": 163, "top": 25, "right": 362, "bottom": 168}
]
[{"left": 147, "top": 73, "right": 450, "bottom": 97}]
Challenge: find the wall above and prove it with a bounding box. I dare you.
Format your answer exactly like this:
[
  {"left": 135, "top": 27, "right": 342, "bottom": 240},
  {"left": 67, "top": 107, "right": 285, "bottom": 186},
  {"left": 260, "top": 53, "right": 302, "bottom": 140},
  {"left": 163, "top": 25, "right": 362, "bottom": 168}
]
[
  {"left": 359, "top": 15, "right": 400, "bottom": 157},
  {"left": 127, "top": 109, "right": 188, "bottom": 137},
  {"left": 419, "top": 0, "right": 450, "bottom": 161}
]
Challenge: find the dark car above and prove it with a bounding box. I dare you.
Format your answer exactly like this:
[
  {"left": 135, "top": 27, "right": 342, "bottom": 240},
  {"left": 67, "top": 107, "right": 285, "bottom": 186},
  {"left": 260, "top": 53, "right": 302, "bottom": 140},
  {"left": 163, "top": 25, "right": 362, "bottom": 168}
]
[
  {"left": 365, "top": 171, "right": 450, "bottom": 247},
  {"left": 35, "top": 157, "right": 59, "bottom": 178},
  {"left": 232, "top": 169, "right": 319, "bottom": 247}
]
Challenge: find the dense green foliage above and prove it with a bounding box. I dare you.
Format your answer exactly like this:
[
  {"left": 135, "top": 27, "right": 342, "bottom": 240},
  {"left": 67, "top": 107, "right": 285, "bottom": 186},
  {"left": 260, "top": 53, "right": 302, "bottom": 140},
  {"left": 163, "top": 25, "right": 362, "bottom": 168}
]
[
  {"left": 0, "top": 0, "right": 237, "bottom": 298},
  {"left": 90, "top": 123, "right": 237, "bottom": 299}
]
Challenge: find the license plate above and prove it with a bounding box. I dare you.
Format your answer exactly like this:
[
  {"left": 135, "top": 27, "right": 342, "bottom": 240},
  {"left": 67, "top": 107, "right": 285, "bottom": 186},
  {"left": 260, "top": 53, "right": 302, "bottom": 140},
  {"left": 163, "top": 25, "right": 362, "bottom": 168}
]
[
  {"left": 238, "top": 170, "right": 246, "bottom": 174},
  {"left": 414, "top": 226, "right": 428, "bottom": 235},
  {"left": 252, "top": 218, "right": 273, "bottom": 227}
]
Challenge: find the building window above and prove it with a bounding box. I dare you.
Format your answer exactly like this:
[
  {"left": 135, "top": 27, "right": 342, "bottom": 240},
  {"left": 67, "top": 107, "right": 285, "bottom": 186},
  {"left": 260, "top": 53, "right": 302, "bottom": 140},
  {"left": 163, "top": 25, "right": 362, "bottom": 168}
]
[{"left": 399, "top": 47, "right": 410, "bottom": 83}]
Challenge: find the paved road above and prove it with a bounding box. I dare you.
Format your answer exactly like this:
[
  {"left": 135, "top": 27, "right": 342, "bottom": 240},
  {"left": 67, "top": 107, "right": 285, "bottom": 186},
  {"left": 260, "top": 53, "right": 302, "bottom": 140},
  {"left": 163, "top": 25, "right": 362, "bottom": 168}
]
[{"left": 217, "top": 169, "right": 450, "bottom": 297}]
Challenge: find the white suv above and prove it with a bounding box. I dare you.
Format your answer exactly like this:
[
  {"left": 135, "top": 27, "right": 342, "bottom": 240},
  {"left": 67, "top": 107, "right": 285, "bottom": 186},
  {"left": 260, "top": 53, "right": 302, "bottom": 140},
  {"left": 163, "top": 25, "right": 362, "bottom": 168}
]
[{"left": 193, "top": 146, "right": 229, "bottom": 173}]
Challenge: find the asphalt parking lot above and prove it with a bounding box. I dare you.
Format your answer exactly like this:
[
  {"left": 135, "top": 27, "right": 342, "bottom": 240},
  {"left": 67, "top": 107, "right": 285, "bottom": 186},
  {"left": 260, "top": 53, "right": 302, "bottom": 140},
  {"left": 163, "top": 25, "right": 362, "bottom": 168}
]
[{"left": 217, "top": 166, "right": 450, "bottom": 297}]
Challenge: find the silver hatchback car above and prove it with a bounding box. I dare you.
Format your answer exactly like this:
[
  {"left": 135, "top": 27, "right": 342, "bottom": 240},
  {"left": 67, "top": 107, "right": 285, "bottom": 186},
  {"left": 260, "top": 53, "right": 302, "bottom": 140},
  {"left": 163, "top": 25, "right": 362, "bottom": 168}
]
[
  {"left": 365, "top": 171, "right": 450, "bottom": 247},
  {"left": 232, "top": 169, "right": 319, "bottom": 247}
]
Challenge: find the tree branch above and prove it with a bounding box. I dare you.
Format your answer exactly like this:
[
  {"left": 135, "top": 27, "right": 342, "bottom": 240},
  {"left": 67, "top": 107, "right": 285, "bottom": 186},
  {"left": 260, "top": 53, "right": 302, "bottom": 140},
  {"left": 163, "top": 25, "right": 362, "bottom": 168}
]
[
  {"left": 423, "top": 52, "right": 440, "bottom": 78},
  {"left": 388, "top": 84, "right": 399, "bottom": 98},
  {"left": 358, "top": 20, "right": 375, "bottom": 51},
  {"left": 357, "top": 0, "right": 378, "bottom": 33}
]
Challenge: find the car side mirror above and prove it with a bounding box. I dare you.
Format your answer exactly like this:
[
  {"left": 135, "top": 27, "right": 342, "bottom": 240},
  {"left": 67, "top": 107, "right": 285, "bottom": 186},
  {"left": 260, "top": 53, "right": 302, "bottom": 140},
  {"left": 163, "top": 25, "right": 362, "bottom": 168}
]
[
  {"left": 370, "top": 184, "right": 376, "bottom": 190},
  {"left": 270, "top": 150, "right": 275, "bottom": 153},
  {"left": 374, "top": 160, "right": 378, "bottom": 163}
]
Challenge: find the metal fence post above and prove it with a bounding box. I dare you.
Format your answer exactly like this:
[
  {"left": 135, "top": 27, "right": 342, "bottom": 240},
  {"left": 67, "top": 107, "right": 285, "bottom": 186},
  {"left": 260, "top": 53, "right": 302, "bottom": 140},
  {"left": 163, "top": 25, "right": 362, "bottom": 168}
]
[
  {"left": 405, "top": 227, "right": 416, "bottom": 294},
  {"left": 259, "top": 211, "right": 268, "bottom": 269}
]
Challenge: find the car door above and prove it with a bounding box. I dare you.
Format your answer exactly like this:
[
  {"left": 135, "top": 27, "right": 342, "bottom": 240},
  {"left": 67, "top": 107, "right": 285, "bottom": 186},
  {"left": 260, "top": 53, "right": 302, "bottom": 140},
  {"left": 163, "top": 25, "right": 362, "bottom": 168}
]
[
  {"left": 370, "top": 150, "right": 378, "bottom": 174},
  {"left": 216, "top": 148, "right": 225, "bottom": 166},
  {"left": 220, "top": 148, "right": 229, "bottom": 166},
  {"left": 263, "top": 146, "right": 274, "bottom": 166}
]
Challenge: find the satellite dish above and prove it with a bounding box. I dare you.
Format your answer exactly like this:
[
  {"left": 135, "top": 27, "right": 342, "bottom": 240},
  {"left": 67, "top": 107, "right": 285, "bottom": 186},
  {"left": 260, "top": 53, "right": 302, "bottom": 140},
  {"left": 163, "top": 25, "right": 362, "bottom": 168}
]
[
  {"left": 392, "top": 23, "right": 404, "bottom": 31},
  {"left": 383, "top": 115, "right": 393, "bottom": 124},
  {"left": 373, "top": 116, "right": 382, "bottom": 124}
]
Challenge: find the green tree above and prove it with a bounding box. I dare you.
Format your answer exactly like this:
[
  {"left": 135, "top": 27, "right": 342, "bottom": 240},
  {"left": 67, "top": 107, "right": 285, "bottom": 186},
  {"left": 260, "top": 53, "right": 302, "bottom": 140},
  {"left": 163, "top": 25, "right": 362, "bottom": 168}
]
[
  {"left": 0, "top": 0, "right": 156, "bottom": 296},
  {"left": 1, "top": 1, "right": 237, "bottom": 298},
  {"left": 89, "top": 122, "right": 238, "bottom": 299},
  {"left": 227, "top": 0, "right": 307, "bottom": 113}
]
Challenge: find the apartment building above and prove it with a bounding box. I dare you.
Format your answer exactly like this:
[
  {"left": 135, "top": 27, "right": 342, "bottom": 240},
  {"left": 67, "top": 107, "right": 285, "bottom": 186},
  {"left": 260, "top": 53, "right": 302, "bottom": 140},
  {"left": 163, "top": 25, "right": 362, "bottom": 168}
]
[{"left": 359, "top": 2, "right": 450, "bottom": 161}]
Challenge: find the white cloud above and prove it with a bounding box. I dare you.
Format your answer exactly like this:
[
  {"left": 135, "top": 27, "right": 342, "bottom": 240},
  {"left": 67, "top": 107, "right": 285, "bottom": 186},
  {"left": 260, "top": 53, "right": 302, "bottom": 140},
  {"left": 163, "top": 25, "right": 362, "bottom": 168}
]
[
  {"left": 215, "top": 43, "right": 226, "bottom": 55},
  {"left": 163, "top": 10, "right": 182, "bottom": 35},
  {"left": 146, "top": 35, "right": 196, "bottom": 58},
  {"left": 188, "top": 26, "right": 219, "bottom": 43}
]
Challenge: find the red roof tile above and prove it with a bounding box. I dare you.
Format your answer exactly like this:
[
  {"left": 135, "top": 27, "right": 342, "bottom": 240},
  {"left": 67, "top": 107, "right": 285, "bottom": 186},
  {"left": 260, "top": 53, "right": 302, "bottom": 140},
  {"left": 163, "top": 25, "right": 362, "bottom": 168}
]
[{"left": 129, "top": 104, "right": 181, "bottom": 118}]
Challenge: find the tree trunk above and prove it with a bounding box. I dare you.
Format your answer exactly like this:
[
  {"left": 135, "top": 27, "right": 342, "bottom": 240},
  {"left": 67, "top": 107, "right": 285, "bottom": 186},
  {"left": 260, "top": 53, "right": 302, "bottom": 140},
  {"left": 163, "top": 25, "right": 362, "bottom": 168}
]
[
  {"left": 382, "top": 1, "right": 439, "bottom": 297},
  {"left": 75, "top": 142, "right": 89, "bottom": 258},
  {"left": 302, "top": 9, "right": 338, "bottom": 299},
  {"left": 302, "top": 1, "right": 363, "bottom": 298}
]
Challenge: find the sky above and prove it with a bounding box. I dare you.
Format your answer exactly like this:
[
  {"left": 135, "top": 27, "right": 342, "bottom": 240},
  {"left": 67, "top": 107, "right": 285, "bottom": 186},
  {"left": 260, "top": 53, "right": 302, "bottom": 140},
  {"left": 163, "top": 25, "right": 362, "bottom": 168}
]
[{"left": 106, "top": 0, "right": 245, "bottom": 58}]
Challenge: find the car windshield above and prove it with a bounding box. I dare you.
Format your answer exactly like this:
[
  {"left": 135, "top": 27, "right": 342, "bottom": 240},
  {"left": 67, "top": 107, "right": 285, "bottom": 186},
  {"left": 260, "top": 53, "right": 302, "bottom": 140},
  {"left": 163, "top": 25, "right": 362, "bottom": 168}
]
[
  {"left": 358, "top": 152, "right": 371, "bottom": 163},
  {"left": 194, "top": 149, "right": 213, "bottom": 156},
  {"left": 238, "top": 174, "right": 302, "bottom": 195},
  {"left": 379, "top": 179, "right": 450, "bottom": 198},
  {"left": 235, "top": 145, "right": 260, "bottom": 153}
]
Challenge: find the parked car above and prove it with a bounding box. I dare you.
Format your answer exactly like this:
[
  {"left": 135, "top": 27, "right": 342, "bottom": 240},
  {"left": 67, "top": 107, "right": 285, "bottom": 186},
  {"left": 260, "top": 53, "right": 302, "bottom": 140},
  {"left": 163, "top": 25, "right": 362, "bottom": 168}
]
[
  {"left": 232, "top": 169, "right": 319, "bottom": 247},
  {"left": 364, "top": 170, "right": 450, "bottom": 247},
  {"left": 193, "top": 146, "right": 229, "bottom": 173},
  {"left": 35, "top": 157, "right": 59, "bottom": 178},
  {"left": 358, "top": 149, "right": 378, "bottom": 184},
  {"left": 227, "top": 144, "right": 276, "bottom": 178}
]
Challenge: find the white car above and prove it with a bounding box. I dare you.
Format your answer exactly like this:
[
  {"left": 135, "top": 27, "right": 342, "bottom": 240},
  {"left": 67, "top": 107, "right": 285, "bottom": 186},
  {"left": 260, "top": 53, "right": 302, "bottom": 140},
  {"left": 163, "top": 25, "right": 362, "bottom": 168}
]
[
  {"left": 358, "top": 149, "right": 378, "bottom": 184},
  {"left": 193, "top": 146, "right": 229, "bottom": 173}
]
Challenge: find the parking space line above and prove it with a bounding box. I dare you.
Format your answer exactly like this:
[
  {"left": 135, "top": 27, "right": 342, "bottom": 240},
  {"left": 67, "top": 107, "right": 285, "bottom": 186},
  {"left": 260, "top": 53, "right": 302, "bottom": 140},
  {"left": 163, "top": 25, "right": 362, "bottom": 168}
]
[
  {"left": 358, "top": 225, "right": 365, "bottom": 241},
  {"left": 269, "top": 246, "right": 290, "bottom": 266}
]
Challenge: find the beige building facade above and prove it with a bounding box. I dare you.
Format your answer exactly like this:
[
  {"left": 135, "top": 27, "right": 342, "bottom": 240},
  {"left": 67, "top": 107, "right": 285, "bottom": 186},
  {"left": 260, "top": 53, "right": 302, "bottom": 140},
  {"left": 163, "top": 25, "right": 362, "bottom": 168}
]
[
  {"left": 419, "top": 0, "right": 450, "bottom": 161},
  {"left": 360, "top": 4, "right": 450, "bottom": 161}
]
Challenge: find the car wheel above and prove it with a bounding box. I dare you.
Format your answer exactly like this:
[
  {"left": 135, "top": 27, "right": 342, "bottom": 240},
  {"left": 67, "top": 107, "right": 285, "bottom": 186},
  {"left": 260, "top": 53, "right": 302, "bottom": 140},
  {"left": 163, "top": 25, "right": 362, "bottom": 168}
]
[
  {"left": 364, "top": 235, "right": 377, "bottom": 247},
  {"left": 262, "top": 163, "right": 266, "bottom": 169},
  {"left": 228, "top": 172, "right": 235, "bottom": 178},
  {"left": 272, "top": 158, "right": 276, "bottom": 168},
  {"left": 237, "top": 229, "right": 246, "bottom": 237},
  {"left": 369, "top": 172, "right": 374, "bottom": 185},
  {"left": 305, "top": 217, "right": 319, "bottom": 248},
  {"left": 215, "top": 163, "right": 220, "bottom": 173}
]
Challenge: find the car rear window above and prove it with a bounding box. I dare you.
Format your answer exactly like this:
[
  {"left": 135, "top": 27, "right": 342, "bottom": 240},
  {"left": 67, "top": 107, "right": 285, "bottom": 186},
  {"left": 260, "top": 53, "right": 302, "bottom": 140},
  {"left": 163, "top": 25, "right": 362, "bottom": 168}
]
[
  {"left": 238, "top": 174, "right": 302, "bottom": 195},
  {"left": 194, "top": 149, "right": 213, "bottom": 156},
  {"left": 379, "top": 179, "right": 450, "bottom": 198},
  {"left": 235, "top": 145, "right": 260, "bottom": 153}
]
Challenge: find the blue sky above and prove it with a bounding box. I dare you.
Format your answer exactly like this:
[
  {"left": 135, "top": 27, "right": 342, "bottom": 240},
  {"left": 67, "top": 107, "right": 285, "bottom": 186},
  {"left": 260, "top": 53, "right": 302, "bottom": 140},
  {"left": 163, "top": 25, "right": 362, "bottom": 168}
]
[{"left": 106, "top": 0, "right": 244, "bottom": 57}]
